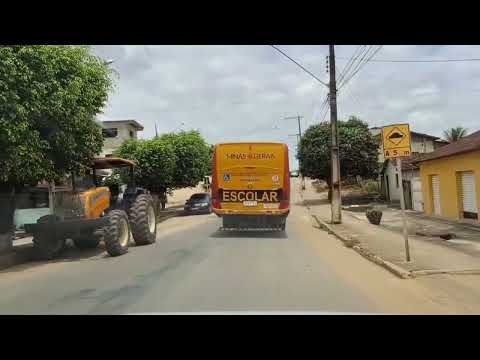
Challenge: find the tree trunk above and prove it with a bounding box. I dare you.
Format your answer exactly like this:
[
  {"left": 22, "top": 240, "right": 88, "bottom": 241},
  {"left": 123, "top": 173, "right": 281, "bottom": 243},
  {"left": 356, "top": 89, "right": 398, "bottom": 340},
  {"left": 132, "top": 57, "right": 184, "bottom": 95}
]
[{"left": 325, "top": 179, "right": 332, "bottom": 203}]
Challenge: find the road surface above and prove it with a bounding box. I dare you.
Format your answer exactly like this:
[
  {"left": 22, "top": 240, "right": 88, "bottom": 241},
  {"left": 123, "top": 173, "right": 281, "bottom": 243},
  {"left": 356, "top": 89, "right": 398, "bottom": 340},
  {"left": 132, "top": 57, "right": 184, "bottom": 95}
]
[{"left": 0, "top": 188, "right": 479, "bottom": 314}]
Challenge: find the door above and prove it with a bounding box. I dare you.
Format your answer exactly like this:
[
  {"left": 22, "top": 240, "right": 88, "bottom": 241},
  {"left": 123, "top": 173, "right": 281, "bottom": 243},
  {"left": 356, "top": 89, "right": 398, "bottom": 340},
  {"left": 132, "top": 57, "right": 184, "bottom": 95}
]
[
  {"left": 460, "top": 171, "right": 478, "bottom": 219},
  {"left": 403, "top": 180, "right": 413, "bottom": 210},
  {"left": 411, "top": 178, "right": 424, "bottom": 212},
  {"left": 431, "top": 175, "right": 441, "bottom": 215},
  {"left": 385, "top": 175, "right": 390, "bottom": 202}
]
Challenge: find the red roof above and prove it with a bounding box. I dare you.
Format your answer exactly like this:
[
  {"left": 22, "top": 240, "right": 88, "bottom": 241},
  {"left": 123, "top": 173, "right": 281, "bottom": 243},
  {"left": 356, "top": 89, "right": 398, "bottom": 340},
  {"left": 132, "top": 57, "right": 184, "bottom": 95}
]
[{"left": 417, "top": 130, "right": 480, "bottom": 163}]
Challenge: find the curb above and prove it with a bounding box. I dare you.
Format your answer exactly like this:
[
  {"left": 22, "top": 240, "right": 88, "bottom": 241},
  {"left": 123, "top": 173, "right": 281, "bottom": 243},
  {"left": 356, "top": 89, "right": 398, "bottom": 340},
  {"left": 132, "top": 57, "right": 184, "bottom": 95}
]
[
  {"left": 411, "top": 269, "right": 480, "bottom": 277},
  {"left": 311, "top": 215, "right": 412, "bottom": 279}
]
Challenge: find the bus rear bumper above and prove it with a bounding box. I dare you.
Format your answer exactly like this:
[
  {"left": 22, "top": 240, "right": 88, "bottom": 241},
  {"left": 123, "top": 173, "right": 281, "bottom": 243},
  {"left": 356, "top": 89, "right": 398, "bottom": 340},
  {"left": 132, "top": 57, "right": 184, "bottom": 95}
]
[
  {"left": 212, "top": 208, "right": 289, "bottom": 217},
  {"left": 214, "top": 212, "right": 289, "bottom": 231}
]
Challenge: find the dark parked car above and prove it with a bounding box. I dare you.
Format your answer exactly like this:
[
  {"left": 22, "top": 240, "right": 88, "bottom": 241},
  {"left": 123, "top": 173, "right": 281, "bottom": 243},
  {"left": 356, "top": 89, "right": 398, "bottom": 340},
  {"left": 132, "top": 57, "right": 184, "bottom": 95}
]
[{"left": 184, "top": 193, "right": 212, "bottom": 215}]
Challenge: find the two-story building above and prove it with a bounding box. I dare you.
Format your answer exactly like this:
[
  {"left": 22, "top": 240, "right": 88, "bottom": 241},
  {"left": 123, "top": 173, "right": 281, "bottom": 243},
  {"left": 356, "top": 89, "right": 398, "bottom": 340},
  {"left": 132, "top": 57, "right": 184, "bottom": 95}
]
[
  {"left": 369, "top": 127, "right": 449, "bottom": 211},
  {"left": 100, "top": 120, "right": 144, "bottom": 157}
]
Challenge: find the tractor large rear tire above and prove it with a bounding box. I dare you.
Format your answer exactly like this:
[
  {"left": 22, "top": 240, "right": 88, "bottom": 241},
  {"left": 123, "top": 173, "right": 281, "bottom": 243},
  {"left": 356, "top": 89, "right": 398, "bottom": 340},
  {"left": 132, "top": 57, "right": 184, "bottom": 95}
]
[
  {"left": 32, "top": 215, "right": 66, "bottom": 260},
  {"left": 129, "top": 194, "right": 157, "bottom": 246},
  {"left": 103, "top": 210, "right": 130, "bottom": 257}
]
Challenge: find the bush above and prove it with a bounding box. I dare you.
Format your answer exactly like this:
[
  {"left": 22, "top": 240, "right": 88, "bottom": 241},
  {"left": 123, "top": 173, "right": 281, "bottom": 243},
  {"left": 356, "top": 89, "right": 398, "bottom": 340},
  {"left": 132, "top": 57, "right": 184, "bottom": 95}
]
[
  {"left": 366, "top": 208, "right": 382, "bottom": 225},
  {"left": 362, "top": 179, "right": 380, "bottom": 194}
]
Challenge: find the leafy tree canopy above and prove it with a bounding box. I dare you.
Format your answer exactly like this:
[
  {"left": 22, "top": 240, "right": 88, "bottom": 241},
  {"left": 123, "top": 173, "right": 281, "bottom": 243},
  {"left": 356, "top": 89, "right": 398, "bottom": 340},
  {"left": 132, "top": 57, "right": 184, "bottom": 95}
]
[
  {"left": 297, "top": 116, "right": 379, "bottom": 184},
  {"left": 159, "top": 130, "right": 211, "bottom": 188},
  {"left": 115, "top": 130, "right": 211, "bottom": 192},
  {"left": 0, "top": 45, "right": 114, "bottom": 186}
]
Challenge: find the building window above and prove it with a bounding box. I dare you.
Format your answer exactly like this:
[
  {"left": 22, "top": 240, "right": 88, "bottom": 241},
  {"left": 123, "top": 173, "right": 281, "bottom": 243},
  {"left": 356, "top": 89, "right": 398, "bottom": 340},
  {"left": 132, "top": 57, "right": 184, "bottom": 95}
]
[
  {"left": 102, "top": 128, "right": 118, "bottom": 138},
  {"left": 396, "top": 174, "right": 399, "bottom": 188},
  {"left": 130, "top": 130, "right": 134, "bottom": 138}
]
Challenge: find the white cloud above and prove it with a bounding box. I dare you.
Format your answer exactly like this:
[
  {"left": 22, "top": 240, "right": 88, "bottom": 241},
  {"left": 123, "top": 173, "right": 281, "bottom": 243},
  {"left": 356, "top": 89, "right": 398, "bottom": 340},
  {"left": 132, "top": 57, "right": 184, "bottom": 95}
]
[{"left": 92, "top": 45, "right": 480, "bottom": 167}]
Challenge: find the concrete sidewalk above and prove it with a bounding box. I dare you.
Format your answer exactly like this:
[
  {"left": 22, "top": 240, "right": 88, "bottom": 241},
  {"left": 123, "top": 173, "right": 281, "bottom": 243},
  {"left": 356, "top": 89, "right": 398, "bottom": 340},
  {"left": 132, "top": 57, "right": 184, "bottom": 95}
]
[{"left": 301, "top": 185, "right": 480, "bottom": 278}]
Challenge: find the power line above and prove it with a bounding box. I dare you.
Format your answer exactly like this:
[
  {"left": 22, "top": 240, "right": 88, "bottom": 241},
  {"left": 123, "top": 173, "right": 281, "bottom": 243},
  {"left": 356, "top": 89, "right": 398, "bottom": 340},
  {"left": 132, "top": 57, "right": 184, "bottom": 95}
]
[
  {"left": 338, "top": 45, "right": 373, "bottom": 87},
  {"left": 350, "top": 58, "right": 480, "bottom": 63},
  {"left": 269, "top": 45, "right": 329, "bottom": 87},
  {"left": 338, "top": 45, "right": 376, "bottom": 89},
  {"left": 337, "top": 45, "right": 366, "bottom": 86},
  {"left": 339, "top": 45, "right": 383, "bottom": 90},
  {"left": 320, "top": 94, "right": 330, "bottom": 122}
]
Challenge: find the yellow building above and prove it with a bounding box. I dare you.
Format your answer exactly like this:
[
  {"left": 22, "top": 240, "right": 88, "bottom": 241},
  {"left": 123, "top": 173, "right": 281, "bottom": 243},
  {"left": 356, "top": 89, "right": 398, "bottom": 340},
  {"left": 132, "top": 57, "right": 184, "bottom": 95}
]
[{"left": 418, "top": 130, "right": 480, "bottom": 223}]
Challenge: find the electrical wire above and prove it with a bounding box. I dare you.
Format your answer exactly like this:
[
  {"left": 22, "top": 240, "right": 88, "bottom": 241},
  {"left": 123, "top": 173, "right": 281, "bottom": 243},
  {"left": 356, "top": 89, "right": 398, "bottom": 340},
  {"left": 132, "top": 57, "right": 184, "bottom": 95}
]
[
  {"left": 337, "top": 45, "right": 367, "bottom": 86},
  {"left": 269, "top": 45, "right": 329, "bottom": 87},
  {"left": 355, "top": 58, "right": 480, "bottom": 63},
  {"left": 339, "top": 45, "right": 383, "bottom": 90},
  {"left": 338, "top": 45, "right": 376, "bottom": 89}
]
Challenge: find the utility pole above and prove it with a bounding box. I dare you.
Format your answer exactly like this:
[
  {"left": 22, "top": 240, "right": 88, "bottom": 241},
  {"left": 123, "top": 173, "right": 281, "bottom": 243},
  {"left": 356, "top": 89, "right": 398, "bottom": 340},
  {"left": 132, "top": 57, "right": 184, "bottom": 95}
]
[{"left": 329, "top": 45, "right": 342, "bottom": 224}]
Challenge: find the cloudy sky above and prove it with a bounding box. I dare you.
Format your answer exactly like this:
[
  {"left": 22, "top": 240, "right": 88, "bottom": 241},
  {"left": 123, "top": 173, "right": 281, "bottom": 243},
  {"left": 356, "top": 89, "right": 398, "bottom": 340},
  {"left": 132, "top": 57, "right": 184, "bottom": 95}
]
[{"left": 92, "top": 45, "right": 480, "bottom": 169}]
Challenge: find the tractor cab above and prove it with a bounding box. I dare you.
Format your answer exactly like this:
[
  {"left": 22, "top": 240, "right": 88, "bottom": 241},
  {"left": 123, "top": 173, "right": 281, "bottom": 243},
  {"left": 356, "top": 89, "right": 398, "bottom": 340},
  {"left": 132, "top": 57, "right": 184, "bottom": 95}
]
[{"left": 92, "top": 157, "right": 137, "bottom": 207}]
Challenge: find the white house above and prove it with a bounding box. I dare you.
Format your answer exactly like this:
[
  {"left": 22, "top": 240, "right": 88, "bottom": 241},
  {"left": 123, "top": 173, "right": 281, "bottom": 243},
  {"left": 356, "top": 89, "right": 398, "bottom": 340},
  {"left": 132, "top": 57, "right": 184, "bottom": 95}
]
[
  {"left": 100, "top": 120, "right": 144, "bottom": 157},
  {"left": 369, "top": 127, "right": 449, "bottom": 211},
  {"left": 381, "top": 156, "right": 424, "bottom": 211}
]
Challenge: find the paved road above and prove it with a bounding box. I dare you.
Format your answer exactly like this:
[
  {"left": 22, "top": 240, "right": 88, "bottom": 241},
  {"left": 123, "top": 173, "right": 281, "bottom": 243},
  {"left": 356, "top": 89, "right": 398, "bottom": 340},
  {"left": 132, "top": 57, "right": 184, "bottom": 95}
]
[{"left": 1, "top": 189, "right": 479, "bottom": 314}]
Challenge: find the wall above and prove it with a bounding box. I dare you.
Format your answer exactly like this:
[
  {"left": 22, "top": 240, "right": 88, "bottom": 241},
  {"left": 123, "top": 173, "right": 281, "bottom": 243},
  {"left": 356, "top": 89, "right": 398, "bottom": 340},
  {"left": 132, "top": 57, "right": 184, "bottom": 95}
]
[
  {"left": 384, "top": 161, "right": 419, "bottom": 202},
  {"left": 101, "top": 124, "right": 138, "bottom": 156},
  {"left": 420, "top": 150, "right": 480, "bottom": 222},
  {"left": 411, "top": 134, "right": 435, "bottom": 154},
  {"left": 384, "top": 160, "right": 402, "bottom": 201}
]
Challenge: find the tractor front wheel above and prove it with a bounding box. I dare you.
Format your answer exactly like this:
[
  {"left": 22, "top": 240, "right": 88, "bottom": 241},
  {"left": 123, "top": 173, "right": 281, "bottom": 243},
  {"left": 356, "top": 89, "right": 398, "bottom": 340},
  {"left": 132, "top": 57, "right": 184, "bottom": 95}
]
[
  {"left": 129, "top": 194, "right": 157, "bottom": 246},
  {"left": 103, "top": 210, "right": 130, "bottom": 257}
]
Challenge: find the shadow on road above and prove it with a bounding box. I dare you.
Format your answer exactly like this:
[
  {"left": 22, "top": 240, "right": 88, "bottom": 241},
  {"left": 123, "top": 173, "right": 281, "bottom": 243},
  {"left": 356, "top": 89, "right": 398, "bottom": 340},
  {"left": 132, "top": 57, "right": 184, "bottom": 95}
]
[
  {"left": 176, "top": 211, "right": 213, "bottom": 218},
  {"left": 210, "top": 229, "right": 288, "bottom": 239},
  {"left": 0, "top": 241, "right": 110, "bottom": 275}
]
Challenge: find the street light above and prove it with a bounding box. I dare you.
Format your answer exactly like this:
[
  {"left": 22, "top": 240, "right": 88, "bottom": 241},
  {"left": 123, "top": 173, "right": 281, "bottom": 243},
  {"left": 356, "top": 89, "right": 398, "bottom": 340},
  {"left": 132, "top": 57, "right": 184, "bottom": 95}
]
[{"left": 104, "top": 59, "right": 114, "bottom": 65}]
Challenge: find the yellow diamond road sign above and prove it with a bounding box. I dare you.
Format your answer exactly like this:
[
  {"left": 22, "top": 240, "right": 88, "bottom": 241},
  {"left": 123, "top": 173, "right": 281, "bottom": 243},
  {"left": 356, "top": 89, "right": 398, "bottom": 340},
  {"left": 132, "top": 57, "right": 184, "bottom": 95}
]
[{"left": 382, "top": 124, "right": 411, "bottom": 159}]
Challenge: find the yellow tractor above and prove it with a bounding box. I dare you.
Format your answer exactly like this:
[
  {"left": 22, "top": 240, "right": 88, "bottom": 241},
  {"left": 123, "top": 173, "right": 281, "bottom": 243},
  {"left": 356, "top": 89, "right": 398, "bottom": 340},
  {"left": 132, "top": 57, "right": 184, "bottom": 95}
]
[{"left": 24, "top": 158, "right": 158, "bottom": 259}]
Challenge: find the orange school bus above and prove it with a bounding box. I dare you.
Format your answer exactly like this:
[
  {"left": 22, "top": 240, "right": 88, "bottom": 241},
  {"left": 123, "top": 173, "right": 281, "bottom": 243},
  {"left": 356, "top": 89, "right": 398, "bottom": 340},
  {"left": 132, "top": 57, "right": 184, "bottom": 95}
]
[{"left": 211, "top": 142, "right": 290, "bottom": 231}]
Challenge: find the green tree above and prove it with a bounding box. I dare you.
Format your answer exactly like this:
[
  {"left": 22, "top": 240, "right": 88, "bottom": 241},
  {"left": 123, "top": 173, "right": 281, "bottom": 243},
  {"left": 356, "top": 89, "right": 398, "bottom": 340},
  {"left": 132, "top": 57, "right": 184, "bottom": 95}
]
[
  {"left": 443, "top": 127, "right": 468, "bottom": 142},
  {"left": 0, "top": 45, "right": 114, "bottom": 186},
  {"left": 297, "top": 116, "right": 379, "bottom": 199},
  {"left": 115, "top": 130, "right": 211, "bottom": 193},
  {"left": 159, "top": 130, "right": 212, "bottom": 188},
  {"left": 114, "top": 138, "right": 176, "bottom": 192},
  {"left": 0, "top": 45, "right": 114, "bottom": 240}
]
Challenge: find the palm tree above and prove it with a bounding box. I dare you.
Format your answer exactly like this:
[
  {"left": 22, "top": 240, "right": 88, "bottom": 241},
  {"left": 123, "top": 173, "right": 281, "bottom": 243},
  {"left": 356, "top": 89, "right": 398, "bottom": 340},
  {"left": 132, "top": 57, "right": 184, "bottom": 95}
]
[{"left": 443, "top": 127, "right": 468, "bottom": 142}]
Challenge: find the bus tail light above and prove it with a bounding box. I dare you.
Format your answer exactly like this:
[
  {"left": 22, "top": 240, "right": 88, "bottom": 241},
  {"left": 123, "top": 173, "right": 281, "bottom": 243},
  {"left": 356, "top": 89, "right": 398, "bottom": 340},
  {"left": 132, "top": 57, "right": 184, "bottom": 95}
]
[
  {"left": 212, "top": 197, "right": 222, "bottom": 209},
  {"left": 211, "top": 146, "right": 221, "bottom": 209},
  {"left": 280, "top": 143, "right": 290, "bottom": 210}
]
